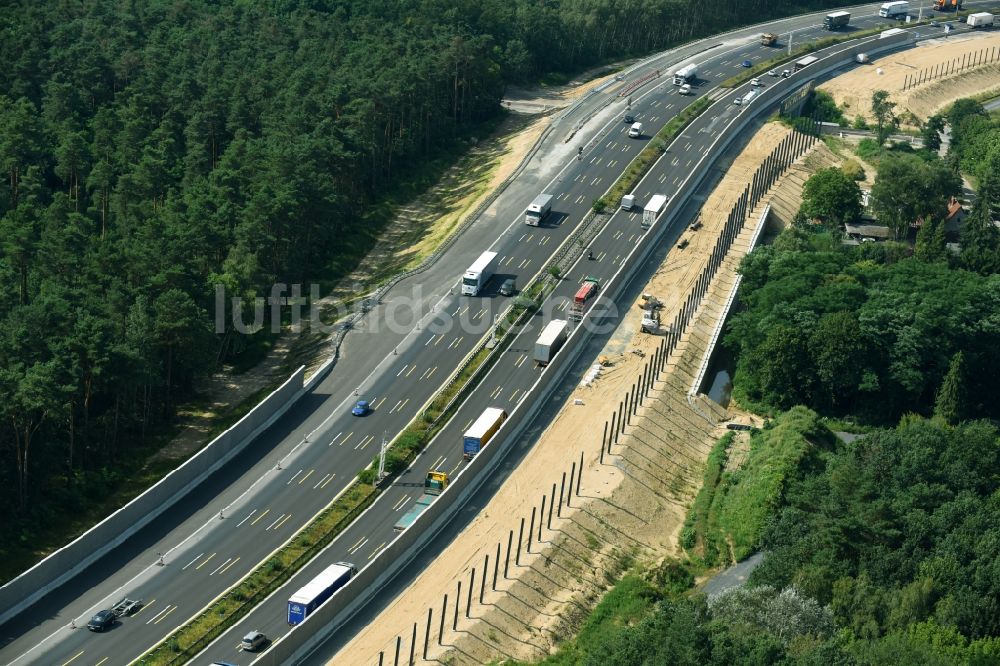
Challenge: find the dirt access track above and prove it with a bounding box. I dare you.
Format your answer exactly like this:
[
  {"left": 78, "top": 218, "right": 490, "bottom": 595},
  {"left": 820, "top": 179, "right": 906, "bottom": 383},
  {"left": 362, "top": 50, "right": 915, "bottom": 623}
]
[
  {"left": 819, "top": 30, "right": 1000, "bottom": 122},
  {"left": 327, "top": 122, "right": 801, "bottom": 665}
]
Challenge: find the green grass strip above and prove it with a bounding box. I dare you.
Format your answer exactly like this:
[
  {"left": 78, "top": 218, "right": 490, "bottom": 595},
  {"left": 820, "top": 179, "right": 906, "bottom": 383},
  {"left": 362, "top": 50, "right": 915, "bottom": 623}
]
[
  {"left": 680, "top": 432, "right": 732, "bottom": 566},
  {"left": 592, "top": 96, "right": 713, "bottom": 214},
  {"left": 138, "top": 276, "right": 554, "bottom": 665}
]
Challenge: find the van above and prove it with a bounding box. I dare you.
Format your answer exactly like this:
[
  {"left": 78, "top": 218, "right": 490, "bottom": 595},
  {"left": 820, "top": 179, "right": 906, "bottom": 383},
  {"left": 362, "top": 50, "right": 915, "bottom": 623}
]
[
  {"left": 500, "top": 278, "right": 516, "bottom": 296},
  {"left": 628, "top": 122, "right": 643, "bottom": 138}
]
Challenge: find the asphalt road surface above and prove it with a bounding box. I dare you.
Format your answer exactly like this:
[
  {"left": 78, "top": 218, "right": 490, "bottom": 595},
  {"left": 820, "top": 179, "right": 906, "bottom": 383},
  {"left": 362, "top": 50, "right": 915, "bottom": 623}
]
[{"left": 1, "top": 4, "right": 993, "bottom": 665}]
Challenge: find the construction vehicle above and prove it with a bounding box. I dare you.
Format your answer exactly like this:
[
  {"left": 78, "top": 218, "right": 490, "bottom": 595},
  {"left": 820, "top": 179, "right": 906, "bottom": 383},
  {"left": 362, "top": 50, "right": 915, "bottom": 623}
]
[
  {"left": 933, "top": 0, "right": 962, "bottom": 10},
  {"left": 424, "top": 470, "right": 449, "bottom": 495},
  {"left": 570, "top": 277, "right": 600, "bottom": 320},
  {"left": 534, "top": 319, "right": 569, "bottom": 366},
  {"left": 641, "top": 309, "right": 661, "bottom": 334},
  {"left": 760, "top": 33, "right": 779, "bottom": 46}
]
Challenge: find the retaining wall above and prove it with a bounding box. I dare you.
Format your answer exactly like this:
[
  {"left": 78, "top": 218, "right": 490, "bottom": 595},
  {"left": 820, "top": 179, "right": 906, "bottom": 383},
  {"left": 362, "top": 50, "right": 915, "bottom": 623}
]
[
  {"left": 250, "top": 25, "right": 919, "bottom": 665},
  {"left": 0, "top": 366, "right": 306, "bottom": 627}
]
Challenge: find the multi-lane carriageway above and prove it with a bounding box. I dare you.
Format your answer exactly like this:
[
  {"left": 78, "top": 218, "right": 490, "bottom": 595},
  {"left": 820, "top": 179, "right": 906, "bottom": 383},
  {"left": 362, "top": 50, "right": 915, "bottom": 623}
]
[{"left": 3, "top": 4, "right": 993, "bottom": 665}]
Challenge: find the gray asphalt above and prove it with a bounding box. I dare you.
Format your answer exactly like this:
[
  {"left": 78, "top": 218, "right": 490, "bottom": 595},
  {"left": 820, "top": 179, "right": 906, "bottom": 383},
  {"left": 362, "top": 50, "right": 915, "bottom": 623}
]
[{"left": 1, "top": 4, "right": 994, "bottom": 665}]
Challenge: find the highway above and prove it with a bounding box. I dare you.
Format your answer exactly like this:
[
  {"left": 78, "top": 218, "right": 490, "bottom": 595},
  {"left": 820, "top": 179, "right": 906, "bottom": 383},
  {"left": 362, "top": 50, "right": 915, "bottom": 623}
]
[{"left": 0, "top": 4, "right": 991, "bottom": 665}]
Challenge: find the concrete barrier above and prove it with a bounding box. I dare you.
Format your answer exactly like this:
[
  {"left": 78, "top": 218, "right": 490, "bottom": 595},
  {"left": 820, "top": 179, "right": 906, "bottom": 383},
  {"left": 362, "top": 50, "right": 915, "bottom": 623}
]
[
  {"left": 252, "top": 27, "right": 922, "bottom": 664},
  {"left": 0, "top": 366, "right": 307, "bottom": 627}
]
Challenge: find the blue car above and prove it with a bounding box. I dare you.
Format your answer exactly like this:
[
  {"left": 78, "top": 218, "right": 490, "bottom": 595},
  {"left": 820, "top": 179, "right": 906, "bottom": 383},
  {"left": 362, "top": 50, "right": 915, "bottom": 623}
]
[
  {"left": 351, "top": 400, "right": 370, "bottom": 416},
  {"left": 742, "top": 59, "right": 752, "bottom": 68}
]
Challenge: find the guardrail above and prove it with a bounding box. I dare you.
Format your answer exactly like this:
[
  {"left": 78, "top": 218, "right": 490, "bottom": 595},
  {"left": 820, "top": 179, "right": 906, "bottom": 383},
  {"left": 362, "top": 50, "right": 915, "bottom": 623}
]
[
  {"left": 0, "top": 366, "right": 306, "bottom": 627},
  {"left": 247, "top": 25, "right": 923, "bottom": 666}
]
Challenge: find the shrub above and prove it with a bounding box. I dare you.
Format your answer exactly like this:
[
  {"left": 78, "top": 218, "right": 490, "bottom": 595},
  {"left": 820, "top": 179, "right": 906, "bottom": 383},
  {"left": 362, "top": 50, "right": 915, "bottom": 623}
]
[
  {"left": 855, "top": 137, "right": 881, "bottom": 161},
  {"left": 852, "top": 115, "right": 868, "bottom": 130},
  {"left": 841, "top": 159, "right": 865, "bottom": 181}
]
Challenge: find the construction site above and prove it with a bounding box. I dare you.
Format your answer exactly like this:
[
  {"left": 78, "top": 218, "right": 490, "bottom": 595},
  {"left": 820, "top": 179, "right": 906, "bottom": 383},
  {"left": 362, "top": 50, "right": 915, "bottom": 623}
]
[{"left": 324, "top": 30, "right": 996, "bottom": 666}]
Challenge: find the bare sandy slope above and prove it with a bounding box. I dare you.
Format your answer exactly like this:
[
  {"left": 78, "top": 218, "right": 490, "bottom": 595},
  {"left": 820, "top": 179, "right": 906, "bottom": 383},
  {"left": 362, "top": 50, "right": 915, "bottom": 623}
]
[
  {"left": 820, "top": 32, "right": 1000, "bottom": 123},
  {"left": 328, "top": 123, "right": 796, "bottom": 665}
]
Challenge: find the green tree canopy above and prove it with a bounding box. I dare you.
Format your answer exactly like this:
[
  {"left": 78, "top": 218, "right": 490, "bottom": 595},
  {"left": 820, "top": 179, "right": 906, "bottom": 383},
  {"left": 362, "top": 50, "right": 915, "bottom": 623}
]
[{"left": 800, "top": 167, "right": 862, "bottom": 230}]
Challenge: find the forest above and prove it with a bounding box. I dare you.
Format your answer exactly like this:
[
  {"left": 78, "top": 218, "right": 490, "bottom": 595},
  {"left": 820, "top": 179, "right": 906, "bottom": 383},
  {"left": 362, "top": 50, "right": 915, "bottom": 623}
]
[
  {"left": 525, "top": 99, "right": 1000, "bottom": 665},
  {"left": 0, "top": 0, "right": 862, "bottom": 577},
  {"left": 725, "top": 102, "right": 1000, "bottom": 422},
  {"left": 568, "top": 413, "right": 1000, "bottom": 666}
]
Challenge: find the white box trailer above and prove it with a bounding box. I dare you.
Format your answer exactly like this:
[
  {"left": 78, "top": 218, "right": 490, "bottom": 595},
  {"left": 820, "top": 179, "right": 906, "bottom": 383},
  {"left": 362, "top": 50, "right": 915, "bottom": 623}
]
[
  {"left": 643, "top": 195, "right": 668, "bottom": 228},
  {"left": 794, "top": 55, "right": 819, "bottom": 71},
  {"left": 462, "top": 251, "right": 498, "bottom": 296},
  {"left": 533, "top": 319, "right": 569, "bottom": 366},
  {"left": 525, "top": 193, "right": 553, "bottom": 226},
  {"left": 879, "top": 1, "right": 909, "bottom": 17},
  {"left": 967, "top": 12, "right": 994, "bottom": 27},
  {"left": 672, "top": 63, "right": 698, "bottom": 85}
]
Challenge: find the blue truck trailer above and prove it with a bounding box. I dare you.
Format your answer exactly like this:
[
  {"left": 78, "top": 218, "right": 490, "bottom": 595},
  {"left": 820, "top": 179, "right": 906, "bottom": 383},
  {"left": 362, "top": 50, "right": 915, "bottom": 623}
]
[
  {"left": 462, "top": 407, "right": 508, "bottom": 460},
  {"left": 287, "top": 561, "right": 357, "bottom": 625}
]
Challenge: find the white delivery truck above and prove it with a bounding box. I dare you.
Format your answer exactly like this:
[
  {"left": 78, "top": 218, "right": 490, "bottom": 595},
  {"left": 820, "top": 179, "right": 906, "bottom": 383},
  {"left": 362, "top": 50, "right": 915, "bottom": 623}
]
[
  {"left": 967, "top": 12, "right": 994, "bottom": 27},
  {"left": 879, "top": 1, "right": 909, "bottom": 18},
  {"left": 533, "top": 319, "right": 569, "bottom": 366},
  {"left": 525, "top": 193, "right": 553, "bottom": 226},
  {"left": 672, "top": 63, "right": 698, "bottom": 85},
  {"left": 628, "top": 122, "right": 643, "bottom": 138},
  {"left": 462, "top": 250, "right": 498, "bottom": 296},
  {"left": 642, "top": 194, "right": 668, "bottom": 229}
]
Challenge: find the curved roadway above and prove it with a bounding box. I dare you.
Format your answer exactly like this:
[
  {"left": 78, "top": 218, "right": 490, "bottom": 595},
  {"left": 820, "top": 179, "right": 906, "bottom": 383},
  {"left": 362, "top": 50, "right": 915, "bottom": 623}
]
[{"left": 0, "top": 4, "right": 992, "bottom": 665}]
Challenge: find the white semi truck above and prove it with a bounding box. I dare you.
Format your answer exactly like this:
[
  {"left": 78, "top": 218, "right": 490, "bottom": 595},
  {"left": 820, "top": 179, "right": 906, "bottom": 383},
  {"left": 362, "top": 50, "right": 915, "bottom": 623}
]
[
  {"left": 643, "top": 194, "right": 668, "bottom": 229},
  {"left": 878, "top": 1, "right": 909, "bottom": 18},
  {"left": 525, "top": 193, "right": 553, "bottom": 226},
  {"left": 534, "top": 319, "right": 569, "bottom": 366},
  {"left": 462, "top": 251, "right": 498, "bottom": 296},
  {"left": 672, "top": 63, "right": 698, "bottom": 85}
]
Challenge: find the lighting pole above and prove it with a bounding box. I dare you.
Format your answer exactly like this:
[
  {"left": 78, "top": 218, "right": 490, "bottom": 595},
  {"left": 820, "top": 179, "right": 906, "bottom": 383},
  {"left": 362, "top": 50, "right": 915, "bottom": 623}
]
[{"left": 376, "top": 431, "right": 388, "bottom": 485}]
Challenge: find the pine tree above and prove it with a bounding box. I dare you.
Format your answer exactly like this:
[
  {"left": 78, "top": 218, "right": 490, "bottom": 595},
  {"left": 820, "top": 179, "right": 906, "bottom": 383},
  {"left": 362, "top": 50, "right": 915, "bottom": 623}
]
[{"left": 934, "top": 351, "right": 966, "bottom": 425}]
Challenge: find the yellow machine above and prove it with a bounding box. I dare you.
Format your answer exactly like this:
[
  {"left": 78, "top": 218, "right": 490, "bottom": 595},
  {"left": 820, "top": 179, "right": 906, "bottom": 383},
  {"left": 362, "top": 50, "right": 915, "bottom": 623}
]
[{"left": 424, "top": 470, "right": 449, "bottom": 495}]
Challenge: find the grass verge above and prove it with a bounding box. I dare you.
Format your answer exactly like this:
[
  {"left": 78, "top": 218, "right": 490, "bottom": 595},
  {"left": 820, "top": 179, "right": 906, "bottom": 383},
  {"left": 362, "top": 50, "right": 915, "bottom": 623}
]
[
  {"left": 139, "top": 482, "right": 377, "bottom": 665},
  {"left": 139, "top": 276, "right": 555, "bottom": 665},
  {"left": 592, "top": 96, "right": 712, "bottom": 213},
  {"left": 680, "top": 432, "right": 733, "bottom": 567}
]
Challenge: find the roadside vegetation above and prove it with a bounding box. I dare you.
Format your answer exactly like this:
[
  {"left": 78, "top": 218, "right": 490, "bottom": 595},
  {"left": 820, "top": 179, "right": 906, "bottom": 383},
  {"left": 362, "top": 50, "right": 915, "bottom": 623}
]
[
  {"left": 0, "top": 0, "right": 878, "bottom": 583},
  {"left": 520, "top": 95, "right": 1000, "bottom": 664}
]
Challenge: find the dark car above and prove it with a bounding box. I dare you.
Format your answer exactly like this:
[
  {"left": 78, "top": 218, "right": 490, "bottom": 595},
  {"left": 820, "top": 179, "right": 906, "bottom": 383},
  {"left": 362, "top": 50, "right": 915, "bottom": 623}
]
[
  {"left": 741, "top": 59, "right": 752, "bottom": 68},
  {"left": 351, "top": 400, "right": 370, "bottom": 416},
  {"left": 500, "top": 278, "right": 516, "bottom": 297},
  {"left": 624, "top": 114, "right": 636, "bottom": 124},
  {"left": 87, "top": 609, "right": 115, "bottom": 632},
  {"left": 241, "top": 630, "right": 267, "bottom": 652}
]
